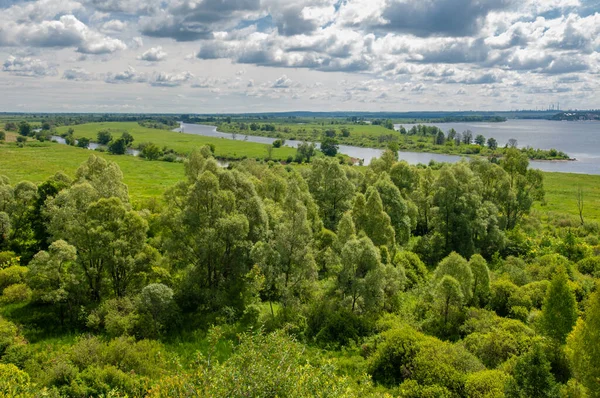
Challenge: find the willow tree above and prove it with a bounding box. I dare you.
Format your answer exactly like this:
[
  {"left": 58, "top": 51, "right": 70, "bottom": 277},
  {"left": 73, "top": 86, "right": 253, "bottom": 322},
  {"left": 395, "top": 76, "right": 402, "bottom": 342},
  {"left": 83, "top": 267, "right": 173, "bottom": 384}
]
[{"left": 307, "top": 158, "right": 354, "bottom": 230}]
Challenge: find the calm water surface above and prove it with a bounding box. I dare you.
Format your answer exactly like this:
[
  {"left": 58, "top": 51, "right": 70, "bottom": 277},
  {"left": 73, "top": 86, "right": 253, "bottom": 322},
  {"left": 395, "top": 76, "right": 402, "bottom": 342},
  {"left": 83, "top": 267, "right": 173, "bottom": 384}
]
[
  {"left": 178, "top": 122, "right": 600, "bottom": 175},
  {"left": 396, "top": 120, "right": 600, "bottom": 174}
]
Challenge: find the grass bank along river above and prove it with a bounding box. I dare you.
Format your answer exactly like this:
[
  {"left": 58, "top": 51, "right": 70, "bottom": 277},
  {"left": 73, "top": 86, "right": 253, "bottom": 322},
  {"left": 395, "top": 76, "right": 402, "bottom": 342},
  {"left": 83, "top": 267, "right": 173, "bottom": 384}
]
[
  {"left": 212, "top": 119, "right": 577, "bottom": 161},
  {"left": 179, "top": 123, "right": 600, "bottom": 175}
]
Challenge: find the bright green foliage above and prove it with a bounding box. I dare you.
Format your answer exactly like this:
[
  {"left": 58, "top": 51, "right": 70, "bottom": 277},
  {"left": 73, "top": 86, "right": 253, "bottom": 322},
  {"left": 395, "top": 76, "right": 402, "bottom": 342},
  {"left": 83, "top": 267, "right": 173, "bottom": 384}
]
[
  {"left": 148, "top": 330, "right": 372, "bottom": 398},
  {"left": 308, "top": 158, "right": 354, "bottom": 230},
  {"left": 434, "top": 252, "right": 473, "bottom": 303},
  {"left": 489, "top": 279, "right": 519, "bottom": 317},
  {"left": 374, "top": 174, "right": 411, "bottom": 245},
  {"left": 506, "top": 343, "right": 558, "bottom": 398},
  {"left": 433, "top": 275, "right": 464, "bottom": 337},
  {"left": 336, "top": 212, "right": 356, "bottom": 249},
  {"left": 367, "top": 324, "right": 483, "bottom": 393},
  {"left": 393, "top": 251, "right": 428, "bottom": 288},
  {"left": 567, "top": 285, "right": 600, "bottom": 397},
  {"left": 462, "top": 310, "right": 535, "bottom": 369},
  {"left": 27, "top": 239, "right": 83, "bottom": 321},
  {"left": 389, "top": 161, "right": 419, "bottom": 197},
  {"left": 0, "top": 363, "right": 38, "bottom": 397},
  {"left": 137, "top": 283, "right": 177, "bottom": 338},
  {"left": 432, "top": 162, "right": 485, "bottom": 257},
  {"left": 253, "top": 177, "right": 317, "bottom": 311},
  {"left": 539, "top": 268, "right": 578, "bottom": 344},
  {"left": 469, "top": 254, "right": 491, "bottom": 307},
  {"left": 359, "top": 187, "right": 395, "bottom": 247},
  {"left": 500, "top": 148, "right": 545, "bottom": 230},
  {"left": 465, "top": 370, "right": 509, "bottom": 398},
  {"left": 338, "top": 237, "right": 384, "bottom": 313}
]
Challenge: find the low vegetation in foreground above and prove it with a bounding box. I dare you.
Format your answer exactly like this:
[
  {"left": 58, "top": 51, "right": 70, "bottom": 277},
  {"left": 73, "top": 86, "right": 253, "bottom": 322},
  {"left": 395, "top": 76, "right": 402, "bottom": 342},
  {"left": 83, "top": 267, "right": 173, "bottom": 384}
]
[{"left": 0, "top": 141, "right": 599, "bottom": 397}]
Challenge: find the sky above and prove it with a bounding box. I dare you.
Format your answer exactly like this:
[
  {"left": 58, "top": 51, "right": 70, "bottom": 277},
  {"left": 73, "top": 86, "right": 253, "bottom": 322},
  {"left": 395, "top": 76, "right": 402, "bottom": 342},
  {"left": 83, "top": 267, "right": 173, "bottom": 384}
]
[{"left": 0, "top": 0, "right": 598, "bottom": 113}]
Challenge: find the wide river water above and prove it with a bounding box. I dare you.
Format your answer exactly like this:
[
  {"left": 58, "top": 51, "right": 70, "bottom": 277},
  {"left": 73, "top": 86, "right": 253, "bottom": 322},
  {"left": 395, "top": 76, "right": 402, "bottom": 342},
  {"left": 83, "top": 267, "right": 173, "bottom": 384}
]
[{"left": 178, "top": 121, "right": 600, "bottom": 175}]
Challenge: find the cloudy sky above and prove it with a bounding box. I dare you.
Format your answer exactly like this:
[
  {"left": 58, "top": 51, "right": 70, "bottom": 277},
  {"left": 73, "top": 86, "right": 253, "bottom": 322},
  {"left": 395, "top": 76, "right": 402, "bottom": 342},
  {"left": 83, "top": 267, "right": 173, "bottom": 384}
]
[{"left": 0, "top": 0, "right": 598, "bottom": 113}]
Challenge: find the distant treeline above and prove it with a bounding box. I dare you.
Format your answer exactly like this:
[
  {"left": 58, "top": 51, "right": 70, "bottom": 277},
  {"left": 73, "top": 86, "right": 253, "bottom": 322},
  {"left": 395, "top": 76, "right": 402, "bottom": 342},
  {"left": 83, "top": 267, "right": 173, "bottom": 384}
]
[{"left": 551, "top": 111, "right": 600, "bottom": 121}]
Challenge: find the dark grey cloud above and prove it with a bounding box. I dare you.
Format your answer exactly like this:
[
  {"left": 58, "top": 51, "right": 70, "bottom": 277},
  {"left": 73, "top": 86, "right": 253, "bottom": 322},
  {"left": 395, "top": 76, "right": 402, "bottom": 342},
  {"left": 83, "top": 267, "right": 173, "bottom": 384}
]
[
  {"left": 139, "top": 0, "right": 260, "bottom": 41},
  {"left": 139, "top": 17, "right": 213, "bottom": 41},
  {"left": 377, "top": 0, "right": 513, "bottom": 37}
]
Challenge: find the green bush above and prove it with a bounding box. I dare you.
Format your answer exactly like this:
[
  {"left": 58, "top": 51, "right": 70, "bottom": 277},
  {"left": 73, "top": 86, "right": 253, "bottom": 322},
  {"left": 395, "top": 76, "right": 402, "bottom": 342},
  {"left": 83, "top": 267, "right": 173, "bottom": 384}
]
[
  {"left": 1, "top": 283, "right": 32, "bottom": 304},
  {"left": 0, "top": 265, "right": 28, "bottom": 291}
]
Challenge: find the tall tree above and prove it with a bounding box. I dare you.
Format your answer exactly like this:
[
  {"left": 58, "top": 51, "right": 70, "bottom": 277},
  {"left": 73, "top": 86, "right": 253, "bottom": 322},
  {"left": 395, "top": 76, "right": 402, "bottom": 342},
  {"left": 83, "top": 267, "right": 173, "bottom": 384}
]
[
  {"left": 506, "top": 344, "right": 558, "bottom": 398},
  {"left": 308, "top": 158, "right": 354, "bottom": 230},
  {"left": 567, "top": 283, "right": 600, "bottom": 396},
  {"left": 374, "top": 174, "right": 411, "bottom": 245},
  {"left": 539, "top": 268, "right": 578, "bottom": 344},
  {"left": 434, "top": 252, "right": 474, "bottom": 303},
  {"left": 337, "top": 237, "right": 385, "bottom": 313},
  {"left": 432, "top": 162, "right": 483, "bottom": 257},
  {"left": 500, "top": 148, "right": 544, "bottom": 230},
  {"left": 469, "top": 254, "right": 491, "bottom": 307}
]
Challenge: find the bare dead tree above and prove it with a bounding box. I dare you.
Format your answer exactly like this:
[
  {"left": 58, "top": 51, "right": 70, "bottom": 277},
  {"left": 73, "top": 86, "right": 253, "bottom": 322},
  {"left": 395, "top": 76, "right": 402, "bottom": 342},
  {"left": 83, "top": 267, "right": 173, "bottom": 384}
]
[{"left": 577, "top": 187, "right": 585, "bottom": 225}]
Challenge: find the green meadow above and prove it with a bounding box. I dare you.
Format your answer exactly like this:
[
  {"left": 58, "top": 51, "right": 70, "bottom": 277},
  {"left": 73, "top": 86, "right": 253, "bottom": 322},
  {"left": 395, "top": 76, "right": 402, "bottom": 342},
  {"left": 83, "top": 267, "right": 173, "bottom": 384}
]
[
  {"left": 1, "top": 138, "right": 599, "bottom": 221},
  {"left": 55, "top": 122, "right": 296, "bottom": 161},
  {"left": 0, "top": 143, "right": 184, "bottom": 202}
]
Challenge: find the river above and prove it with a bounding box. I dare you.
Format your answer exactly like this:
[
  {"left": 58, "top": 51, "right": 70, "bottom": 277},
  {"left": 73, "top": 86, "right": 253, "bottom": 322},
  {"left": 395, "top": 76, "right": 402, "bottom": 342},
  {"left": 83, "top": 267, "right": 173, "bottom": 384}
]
[{"left": 177, "top": 122, "right": 600, "bottom": 175}]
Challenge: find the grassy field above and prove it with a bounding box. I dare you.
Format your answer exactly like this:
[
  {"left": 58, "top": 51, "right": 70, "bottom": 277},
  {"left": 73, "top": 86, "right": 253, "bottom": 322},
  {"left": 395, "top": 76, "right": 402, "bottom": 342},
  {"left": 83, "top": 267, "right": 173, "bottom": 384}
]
[
  {"left": 534, "top": 172, "right": 600, "bottom": 223},
  {"left": 0, "top": 143, "right": 184, "bottom": 202},
  {"left": 1, "top": 137, "right": 599, "bottom": 221},
  {"left": 56, "top": 122, "right": 296, "bottom": 161}
]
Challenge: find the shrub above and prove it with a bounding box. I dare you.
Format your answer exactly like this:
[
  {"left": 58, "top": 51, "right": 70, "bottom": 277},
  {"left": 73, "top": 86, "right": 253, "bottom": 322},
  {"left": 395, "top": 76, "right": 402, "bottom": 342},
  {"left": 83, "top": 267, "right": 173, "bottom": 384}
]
[
  {"left": 0, "top": 130, "right": 6, "bottom": 141},
  {"left": 0, "top": 265, "right": 28, "bottom": 291},
  {"left": 0, "top": 363, "right": 37, "bottom": 397},
  {"left": 1, "top": 283, "right": 32, "bottom": 304}
]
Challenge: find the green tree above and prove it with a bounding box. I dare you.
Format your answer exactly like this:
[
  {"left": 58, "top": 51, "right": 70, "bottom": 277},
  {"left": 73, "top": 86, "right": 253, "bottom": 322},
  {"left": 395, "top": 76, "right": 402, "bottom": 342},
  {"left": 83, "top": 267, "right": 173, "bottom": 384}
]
[
  {"left": 337, "top": 237, "right": 384, "bottom": 313},
  {"left": 506, "top": 344, "right": 558, "bottom": 398},
  {"left": 475, "top": 134, "right": 486, "bottom": 146},
  {"left": 567, "top": 283, "right": 600, "bottom": 396},
  {"left": 434, "top": 252, "right": 473, "bottom": 303},
  {"left": 308, "top": 158, "right": 354, "bottom": 230},
  {"left": 17, "top": 122, "right": 31, "bottom": 137},
  {"left": 320, "top": 136, "right": 339, "bottom": 157},
  {"left": 137, "top": 283, "right": 177, "bottom": 337},
  {"left": 487, "top": 137, "right": 498, "bottom": 150},
  {"left": 295, "top": 141, "right": 316, "bottom": 163},
  {"left": 97, "top": 130, "right": 112, "bottom": 145},
  {"left": 77, "top": 137, "right": 90, "bottom": 148},
  {"left": 141, "top": 143, "right": 162, "bottom": 160},
  {"left": 45, "top": 156, "right": 144, "bottom": 301},
  {"left": 539, "top": 268, "right": 578, "bottom": 344},
  {"left": 434, "top": 275, "right": 464, "bottom": 330},
  {"left": 108, "top": 137, "right": 127, "bottom": 155},
  {"left": 374, "top": 174, "right": 411, "bottom": 245},
  {"left": 432, "top": 162, "right": 489, "bottom": 257},
  {"left": 500, "top": 148, "right": 544, "bottom": 230},
  {"left": 0, "top": 131, "right": 5, "bottom": 142},
  {"left": 121, "top": 131, "right": 134, "bottom": 146},
  {"left": 469, "top": 254, "right": 491, "bottom": 307},
  {"left": 27, "top": 240, "right": 84, "bottom": 323},
  {"left": 357, "top": 187, "right": 395, "bottom": 248}
]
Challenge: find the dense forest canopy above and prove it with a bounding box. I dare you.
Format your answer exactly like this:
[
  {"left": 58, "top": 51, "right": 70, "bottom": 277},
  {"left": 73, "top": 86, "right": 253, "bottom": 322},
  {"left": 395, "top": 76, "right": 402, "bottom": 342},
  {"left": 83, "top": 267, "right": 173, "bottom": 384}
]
[{"left": 0, "top": 146, "right": 598, "bottom": 397}]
